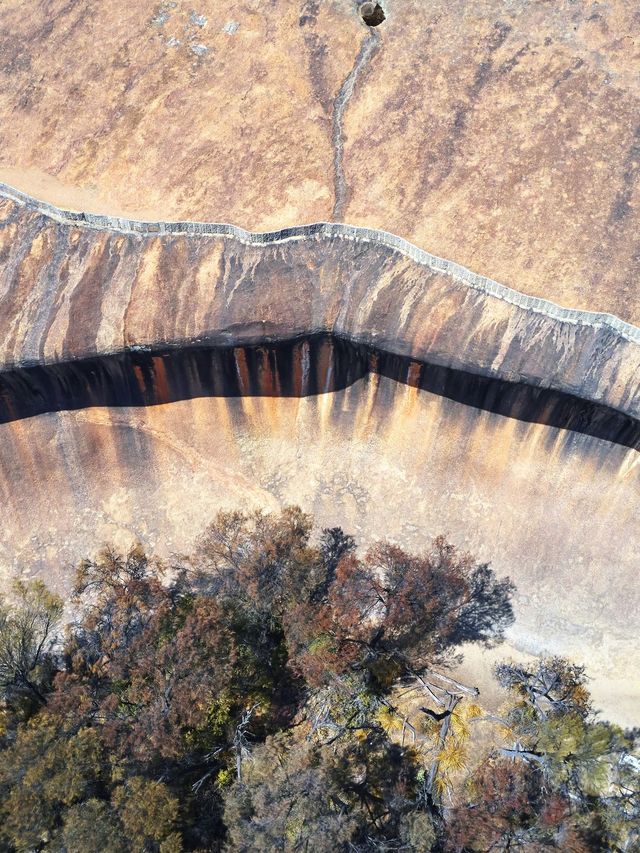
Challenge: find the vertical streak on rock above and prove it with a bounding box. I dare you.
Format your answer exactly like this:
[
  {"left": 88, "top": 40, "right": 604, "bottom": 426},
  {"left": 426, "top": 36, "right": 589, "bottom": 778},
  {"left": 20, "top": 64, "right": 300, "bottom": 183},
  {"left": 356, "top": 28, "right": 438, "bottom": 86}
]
[
  {"left": 300, "top": 339, "right": 311, "bottom": 396},
  {"left": 234, "top": 348, "right": 250, "bottom": 396},
  {"left": 331, "top": 28, "right": 380, "bottom": 221},
  {"left": 152, "top": 355, "right": 171, "bottom": 404}
]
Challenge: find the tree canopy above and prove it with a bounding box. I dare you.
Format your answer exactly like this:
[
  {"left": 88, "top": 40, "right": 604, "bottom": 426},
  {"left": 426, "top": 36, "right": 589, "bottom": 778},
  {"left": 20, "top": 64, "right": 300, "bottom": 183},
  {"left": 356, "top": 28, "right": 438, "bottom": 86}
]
[{"left": 0, "top": 507, "right": 636, "bottom": 852}]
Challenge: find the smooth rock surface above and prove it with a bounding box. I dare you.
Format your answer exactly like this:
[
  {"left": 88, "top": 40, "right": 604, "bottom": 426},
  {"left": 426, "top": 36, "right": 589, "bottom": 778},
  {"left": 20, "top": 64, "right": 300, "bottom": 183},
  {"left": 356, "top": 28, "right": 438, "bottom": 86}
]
[
  {"left": 1, "top": 380, "right": 638, "bottom": 725},
  {"left": 1, "top": 191, "right": 639, "bottom": 427},
  {"left": 0, "top": 0, "right": 638, "bottom": 318}
]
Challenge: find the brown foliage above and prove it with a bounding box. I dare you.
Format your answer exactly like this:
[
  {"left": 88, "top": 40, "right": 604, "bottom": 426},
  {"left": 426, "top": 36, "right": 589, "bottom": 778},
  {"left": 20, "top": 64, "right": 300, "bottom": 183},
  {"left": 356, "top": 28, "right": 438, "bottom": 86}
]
[
  {"left": 444, "top": 759, "right": 591, "bottom": 852},
  {"left": 283, "top": 536, "right": 514, "bottom": 689},
  {"left": 0, "top": 507, "right": 525, "bottom": 852}
]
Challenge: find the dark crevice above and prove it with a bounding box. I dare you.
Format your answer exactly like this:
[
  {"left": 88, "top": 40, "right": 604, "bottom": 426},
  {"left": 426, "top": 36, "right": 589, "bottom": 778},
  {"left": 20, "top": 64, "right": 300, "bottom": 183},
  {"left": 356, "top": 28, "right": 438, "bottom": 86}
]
[
  {"left": 360, "top": 2, "right": 385, "bottom": 27},
  {"left": 0, "top": 334, "right": 639, "bottom": 450}
]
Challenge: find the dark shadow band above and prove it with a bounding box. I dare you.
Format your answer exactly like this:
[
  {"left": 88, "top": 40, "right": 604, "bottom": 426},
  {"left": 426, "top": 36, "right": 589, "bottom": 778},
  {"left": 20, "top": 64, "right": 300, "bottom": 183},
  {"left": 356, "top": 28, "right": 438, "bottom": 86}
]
[{"left": 1, "top": 334, "right": 638, "bottom": 449}]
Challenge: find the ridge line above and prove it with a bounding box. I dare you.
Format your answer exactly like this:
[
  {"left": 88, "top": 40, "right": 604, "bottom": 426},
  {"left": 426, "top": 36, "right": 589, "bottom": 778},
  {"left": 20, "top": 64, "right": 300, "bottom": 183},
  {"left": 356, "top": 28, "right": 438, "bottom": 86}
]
[
  {"left": 1, "top": 180, "right": 639, "bottom": 345},
  {"left": 331, "top": 27, "right": 380, "bottom": 220}
]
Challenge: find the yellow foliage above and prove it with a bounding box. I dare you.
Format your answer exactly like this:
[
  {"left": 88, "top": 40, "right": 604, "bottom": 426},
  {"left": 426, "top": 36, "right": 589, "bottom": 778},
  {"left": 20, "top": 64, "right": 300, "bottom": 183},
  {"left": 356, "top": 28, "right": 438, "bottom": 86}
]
[
  {"left": 578, "top": 759, "right": 610, "bottom": 797},
  {"left": 307, "top": 634, "right": 333, "bottom": 655},
  {"left": 417, "top": 714, "right": 441, "bottom": 737},
  {"left": 376, "top": 705, "right": 405, "bottom": 734},
  {"left": 438, "top": 741, "right": 468, "bottom": 774},
  {"left": 498, "top": 724, "right": 516, "bottom": 742},
  {"left": 450, "top": 713, "right": 470, "bottom": 742},
  {"left": 205, "top": 692, "right": 232, "bottom": 737},
  {"left": 216, "top": 768, "right": 233, "bottom": 788},
  {"left": 572, "top": 684, "right": 591, "bottom": 708},
  {"left": 285, "top": 817, "right": 305, "bottom": 843},
  {"left": 464, "top": 775, "right": 479, "bottom": 799},
  {"left": 434, "top": 775, "right": 450, "bottom": 798},
  {"left": 159, "top": 832, "right": 184, "bottom": 853},
  {"left": 464, "top": 702, "right": 484, "bottom": 720}
]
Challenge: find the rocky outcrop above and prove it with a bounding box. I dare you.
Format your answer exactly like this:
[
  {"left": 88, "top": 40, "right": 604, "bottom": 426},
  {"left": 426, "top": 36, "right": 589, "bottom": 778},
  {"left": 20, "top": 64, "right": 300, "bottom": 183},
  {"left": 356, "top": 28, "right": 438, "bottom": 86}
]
[
  {"left": 1, "top": 184, "right": 639, "bottom": 446},
  {"left": 1, "top": 0, "right": 638, "bottom": 726},
  {"left": 1, "top": 184, "right": 639, "bottom": 724},
  {"left": 1, "top": 0, "right": 638, "bottom": 320}
]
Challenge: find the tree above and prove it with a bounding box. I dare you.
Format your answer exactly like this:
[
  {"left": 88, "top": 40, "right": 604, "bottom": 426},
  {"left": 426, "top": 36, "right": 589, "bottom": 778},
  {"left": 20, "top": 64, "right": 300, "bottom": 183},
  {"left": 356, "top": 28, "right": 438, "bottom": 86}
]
[
  {"left": 495, "top": 657, "right": 592, "bottom": 720},
  {"left": 61, "top": 799, "right": 127, "bottom": 853},
  {"left": 0, "top": 579, "right": 62, "bottom": 718},
  {"left": 56, "top": 548, "right": 294, "bottom": 769},
  {"left": 491, "top": 657, "right": 640, "bottom": 851},
  {"left": 444, "top": 758, "right": 587, "bottom": 852},
  {"left": 311, "top": 526, "right": 356, "bottom": 602},
  {"left": 223, "top": 729, "right": 435, "bottom": 852},
  {"left": 188, "top": 506, "right": 322, "bottom": 616},
  {"left": 6, "top": 506, "right": 634, "bottom": 853},
  {"left": 282, "top": 537, "right": 513, "bottom": 696},
  {"left": 0, "top": 716, "right": 109, "bottom": 850},
  {"left": 223, "top": 733, "right": 357, "bottom": 852},
  {"left": 113, "top": 777, "right": 181, "bottom": 851},
  {"left": 69, "top": 544, "right": 169, "bottom": 668}
]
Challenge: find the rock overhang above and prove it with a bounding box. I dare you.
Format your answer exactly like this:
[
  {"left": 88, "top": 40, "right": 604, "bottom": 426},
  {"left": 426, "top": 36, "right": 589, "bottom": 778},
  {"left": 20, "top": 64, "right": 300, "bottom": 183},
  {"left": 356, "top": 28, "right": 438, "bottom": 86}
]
[{"left": 0, "top": 184, "right": 639, "bottom": 440}]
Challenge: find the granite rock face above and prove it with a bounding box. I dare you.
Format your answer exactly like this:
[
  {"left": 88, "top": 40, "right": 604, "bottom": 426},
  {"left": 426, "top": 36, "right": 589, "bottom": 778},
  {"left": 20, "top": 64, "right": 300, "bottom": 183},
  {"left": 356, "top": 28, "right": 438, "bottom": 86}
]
[
  {"left": 0, "top": 186, "right": 639, "bottom": 725},
  {"left": 0, "top": 0, "right": 638, "bottom": 319},
  {"left": 1, "top": 188, "right": 639, "bottom": 435},
  {"left": 0, "top": 0, "right": 638, "bottom": 723}
]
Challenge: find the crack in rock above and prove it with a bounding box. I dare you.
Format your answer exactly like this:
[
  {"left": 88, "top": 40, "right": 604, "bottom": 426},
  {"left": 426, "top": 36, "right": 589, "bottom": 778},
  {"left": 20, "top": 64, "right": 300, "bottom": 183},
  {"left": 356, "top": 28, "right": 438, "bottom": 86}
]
[{"left": 331, "top": 27, "right": 380, "bottom": 221}]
